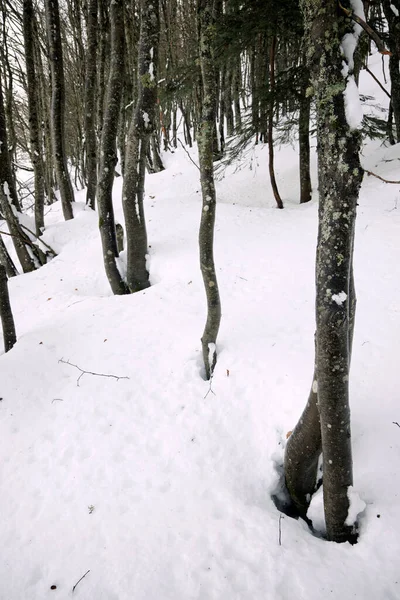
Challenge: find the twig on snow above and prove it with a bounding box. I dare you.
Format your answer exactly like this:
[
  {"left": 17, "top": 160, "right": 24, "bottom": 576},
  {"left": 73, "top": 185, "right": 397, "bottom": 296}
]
[
  {"left": 393, "top": 421, "right": 400, "bottom": 428},
  {"left": 279, "top": 514, "right": 283, "bottom": 546},
  {"left": 178, "top": 138, "right": 200, "bottom": 171},
  {"left": 364, "top": 170, "right": 400, "bottom": 184},
  {"left": 72, "top": 570, "right": 90, "bottom": 593},
  {"left": 59, "top": 358, "right": 129, "bottom": 387}
]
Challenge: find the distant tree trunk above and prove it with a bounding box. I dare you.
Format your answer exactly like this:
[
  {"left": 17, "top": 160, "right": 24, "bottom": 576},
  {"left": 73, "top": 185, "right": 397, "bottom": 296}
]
[
  {"left": 268, "top": 36, "right": 283, "bottom": 209},
  {"left": 0, "top": 264, "right": 16, "bottom": 352},
  {"left": 197, "top": 0, "right": 222, "bottom": 380},
  {"left": 84, "top": 0, "right": 98, "bottom": 209},
  {"left": 97, "top": 0, "right": 129, "bottom": 295},
  {"left": 45, "top": 0, "right": 75, "bottom": 220},
  {"left": 122, "top": 0, "right": 160, "bottom": 292},
  {"left": 23, "top": 0, "right": 46, "bottom": 235},
  {"left": 285, "top": 0, "right": 363, "bottom": 544},
  {"left": 299, "top": 64, "right": 312, "bottom": 204}
]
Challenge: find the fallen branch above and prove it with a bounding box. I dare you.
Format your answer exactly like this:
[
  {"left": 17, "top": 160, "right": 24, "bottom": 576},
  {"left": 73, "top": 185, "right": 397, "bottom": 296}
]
[
  {"left": 20, "top": 224, "right": 57, "bottom": 257},
  {"left": 393, "top": 421, "right": 400, "bottom": 428},
  {"left": 59, "top": 358, "right": 129, "bottom": 387},
  {"left": 364, "top": 170, "right": 400, "bottom": 184},
  {"left": 178, "top": 138, "right": 200, "bottom": 171},
  {"left": 72, "top": 570, "right": 90, "bottom": 593}
]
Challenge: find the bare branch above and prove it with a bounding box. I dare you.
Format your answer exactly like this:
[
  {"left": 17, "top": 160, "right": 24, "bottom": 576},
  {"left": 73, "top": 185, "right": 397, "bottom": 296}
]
[
  {"left": 59, "top": 358, "right": 129, "bottom": 387},
  {"left": 364, "top": 169, "right": 400, "bottom": 184}
]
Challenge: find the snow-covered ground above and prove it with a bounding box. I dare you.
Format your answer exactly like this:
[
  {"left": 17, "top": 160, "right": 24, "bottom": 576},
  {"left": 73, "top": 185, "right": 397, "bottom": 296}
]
[{"left": 1, "top": 54, "right": 400, "bottom": 599}]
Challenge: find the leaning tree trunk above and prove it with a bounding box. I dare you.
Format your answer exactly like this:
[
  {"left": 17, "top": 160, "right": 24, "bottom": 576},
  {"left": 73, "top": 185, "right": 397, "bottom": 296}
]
[
  {"left": 97, "top": 0, "right": 129, "bottom": 295},
  {"left": 122, "top": 0, "right": 160, "bottom": 293},
  {"left": 285, "top": 0, "right": 364, "bottom": 544},
  {"left": 0, "top": 235, "right": 17, "bottom": 277},
  {"left": 197, "top": 0, "right": 222, "bottom": 380},
  {"left": 45, "top": 0, "right": 75, "bottom": 220},
  {"left": 0, "top": 264, "right": 16, "bottom": 352},
  {"left": 268, "top": 36, "right": 283, "bottom": 209},
  {"left": 84, "top": 0, "right": 98, "bottom": 210},
  {"left": 23, "top": 0, "right": 46, "bottom": 235},
  {"left": 0, "top": 66, "right": 38, "bottom": 273}
]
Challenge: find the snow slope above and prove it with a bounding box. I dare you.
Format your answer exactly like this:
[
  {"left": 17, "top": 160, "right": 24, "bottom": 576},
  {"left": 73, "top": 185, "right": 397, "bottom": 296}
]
[{"left": 1, "top": 54, "right": 400, "bottom": 600}]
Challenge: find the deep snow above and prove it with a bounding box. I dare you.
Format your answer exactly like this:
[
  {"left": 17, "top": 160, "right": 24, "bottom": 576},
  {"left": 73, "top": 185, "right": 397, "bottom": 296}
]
[{"left": 1, "top": 53, "right": 400, "bottom": 599}]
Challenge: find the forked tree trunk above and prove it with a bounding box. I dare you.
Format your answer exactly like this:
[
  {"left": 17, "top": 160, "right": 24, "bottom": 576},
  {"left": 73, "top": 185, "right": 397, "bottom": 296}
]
[
  {"left": 84, "top": 0, "right": 98, "bottom": 210},
  {"left": 0, "top": 264, "right": 16, "bottom": 352},
  {"left": 97, "top": 0, "right": 129, "bottom": 295},
  {"left": 45, "top": 0, "right": 75, "bottom": 220},
  {"left": 23, "top": 0, "right": 46, "bottom": 235},
  {"left": 285, "top": 0, "right": 363, "bottom": 544},
  {"left": 198, "top": 0, "right": 222, "bottom": 380},
  {"left": 122, "top": 0, "right": 160, "bottom": 292}
]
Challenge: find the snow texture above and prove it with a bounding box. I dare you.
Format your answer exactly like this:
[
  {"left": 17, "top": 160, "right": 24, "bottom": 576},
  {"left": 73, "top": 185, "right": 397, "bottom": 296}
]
[
  {"left": 345, "top": 486, "right": 367, "bottom": 526},
  {"left": 332, "top": 291, "right": 347, "bottom": 306}
]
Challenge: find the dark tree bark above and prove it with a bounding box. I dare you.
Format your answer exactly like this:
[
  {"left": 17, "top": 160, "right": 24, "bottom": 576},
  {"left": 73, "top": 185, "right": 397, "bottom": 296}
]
[
  {"left": 0, "top": 264, "right": 16, "bottom": 352},
  {"left": 299, "top": 64, "right": 312, "bottom": 204},
  {"left": 45, "top": 0, "right": 75, "bottom": 220},
  {"left": 97, "top": 0, "right": 129, "bottom": 295},
  {"left": 23, "top": 0, "right": 46, "bottom": 235},
  {"left": 197, "top": 0, "right": 222, "bottom": 380},
  {"left": 284, "top": 0, "right": 363, "bottom": 544},
  {"left": 0, "top": 235, "right": 17, "bottom": 277},
  {"left": 382, "top": 0, "right": 400, "bottom": 141},
  {"left": 84, "top": 0, "right": 98, "bottom": 210},
  {"left": 122, "top": 0, "right": 160, "bottom": 292},
  {"left": 268, "top": 36, "right": 283, "bottom": 209}
]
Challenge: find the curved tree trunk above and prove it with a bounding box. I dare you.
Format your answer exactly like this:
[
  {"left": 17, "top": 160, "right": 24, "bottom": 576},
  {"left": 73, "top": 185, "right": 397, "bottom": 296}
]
[
  {"left": 84, "top": 0, "right": 98, "bottom": 210},
  {"left": 97, "top": 0, "right": 129, "bottom": 295},
  {"left": 285, "top": 0, "right": 364, "bottom": 544},
  {"left": 0, "top": 264, "right": 16, "bottom": 352},
  {"left": 23, "top": 0, "right": 46, "bottom": 235},
  {"left": 268, "top": 36, "right": 283, "bottom": 209},
  {"left": 122, "top": 0, "right": 160, "bottom": 293},
  {"left": 198, "top": 0, "right": 222, "bottom": 380},
  {"left": 45, "top": 0, "right": 75, "bottom": 220}
]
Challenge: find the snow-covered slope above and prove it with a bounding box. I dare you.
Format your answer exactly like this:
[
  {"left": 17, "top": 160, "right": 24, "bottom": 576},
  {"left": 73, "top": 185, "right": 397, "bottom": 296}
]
[{"left": 1, "top": 55, "right": 399, "bottom": 600}]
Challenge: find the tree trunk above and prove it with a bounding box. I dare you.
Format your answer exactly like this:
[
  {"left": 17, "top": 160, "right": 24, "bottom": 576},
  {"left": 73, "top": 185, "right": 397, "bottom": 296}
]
[
  {"left": 122, "top": 0, "right": 160, "bottom": 293},
  {"left": 299, "top": 64, "right": 312, "bottom": 204},
  {"left": 23, "top": 0, "right": 46, "bottom": 235},
  {"left": 84, "top": 0, "right": 98, "bottom": 209},
  {"left": 268, "top": 36, "right": 283, "bottom": 209},
  {"left": 0, "top": 264, "right": 16, "bottom": 352},
  {"left": 285, "top": 0, "right": 364, "bottom": 544},
  {"left": 383, "top": 0, "right": 400, "bottom": 141},
  {"left": 197, "top": 0, "right": 222, "bottom": 380},
  {"left": 97, "top": 0, "right": 129, "bottom": 295},
  {"left": 45, "top": 0, "right": 75, "bottom": 220},
  {"left": 0, "top": 235, "right": 17, "bottom": 277}
]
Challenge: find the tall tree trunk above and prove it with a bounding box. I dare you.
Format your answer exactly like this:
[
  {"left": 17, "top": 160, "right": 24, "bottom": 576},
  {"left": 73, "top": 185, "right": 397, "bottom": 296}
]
[
  {"left": 197, "top": 0, "right": 222, "bottom": 380},
  {"left": 0, "top": 235, "right": 17, "bottom": 277},
  {"left": 84, "top": 0, "right": 98, "bottom": 209},
  {"left": 23, "top": 0, "right": 46, "bottom": 235},
  {"left": 45, "top": 0, "right": 75, "bottom": 220},
  {"left": 122, "top": 0, "right": 160, "bottom": 292},
  {"left": 285, "top": 0, "right": 364, "bottom": 544},
  {"left": 0, "top": 264, "right": 16, "bottom": 352},
  {"left": 268, "top": 36, "right": 283, "bottom": 209},
  {"left": 299, "top": 64, "right": 312, "bottom": 204},
  {"left": 97, "top": 0, "right": 129, "bottom": 295}
]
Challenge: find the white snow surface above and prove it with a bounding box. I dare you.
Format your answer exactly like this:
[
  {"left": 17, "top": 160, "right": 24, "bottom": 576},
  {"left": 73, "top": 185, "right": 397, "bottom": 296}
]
[
  {"left": 346, "top": 486, "right": 367, "bottom": 526},
  {"left": 1, "top": 57, "right": 400, "bottom": 599},
  {"left": 332, "top": 291, "right": 347, "bottom": 306}
]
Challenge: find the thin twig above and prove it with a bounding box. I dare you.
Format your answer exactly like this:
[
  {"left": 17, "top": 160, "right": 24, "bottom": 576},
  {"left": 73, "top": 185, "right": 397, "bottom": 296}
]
[
  {"left": 20, "top": 224, "right": 57, "bottom": 256},
  {"left": 365, "top": 67, "right": 391, "bottom": 99},
  {"left": 279, "top": 514, "right": 283, "bottom": 546},
  {"left": 72, "top": 570, "right": 90, "bottom": 593},
  {"left": 364, "top": 170, "right": 400, "bottom": 184},
  {"left": 51, "top": 398, "right": 64, "bottom": 403},
  {"left": 203, "top": 375, "right": 216, "bottom": 399},
  {"left": 59, "top": 358, "right": 129, "bottom": 387},
  {"left": 178, "top": 138, "right": 200, "bottom": 171},
  {"left": 393, "top": 421, "right": 400, "bottom": 428}
]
